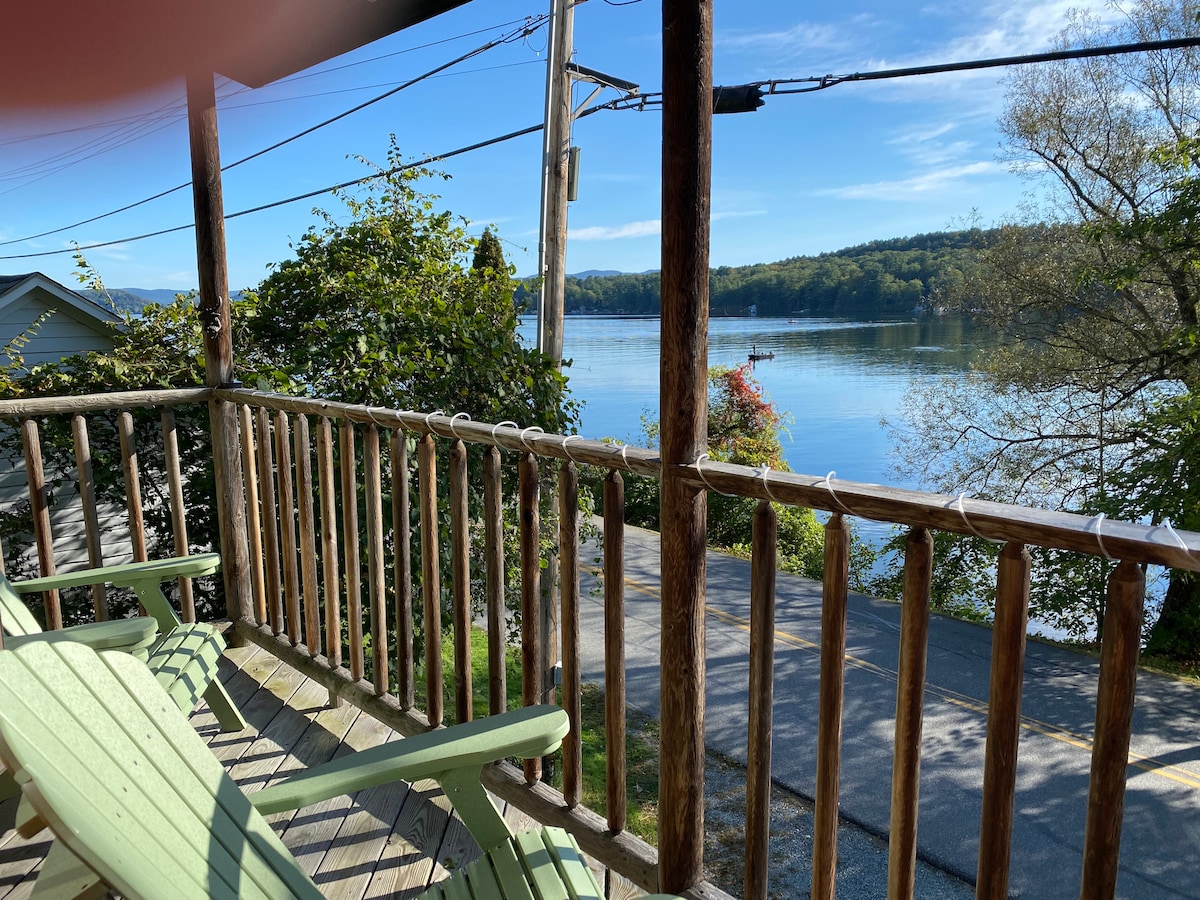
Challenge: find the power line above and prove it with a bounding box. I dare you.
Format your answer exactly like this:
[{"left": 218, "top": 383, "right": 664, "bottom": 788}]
[
  {"left": 0, "top": 16, "right": 547, "bottom": 248},
  {"left": 0, "top": 120, "right": 559, "bottom": 261},
  {"left": 11, "top": 31, "right": 1188, "bottom": 262}
]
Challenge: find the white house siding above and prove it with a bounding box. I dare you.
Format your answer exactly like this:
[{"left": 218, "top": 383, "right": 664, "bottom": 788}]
[{"left": 0, "top": 289, "right": 118, "bottom": 366}]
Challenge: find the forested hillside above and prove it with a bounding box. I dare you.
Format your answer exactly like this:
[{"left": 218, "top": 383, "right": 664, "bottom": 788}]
[{"left": 558, "top": 229, "right": 984, "bottom": 316}]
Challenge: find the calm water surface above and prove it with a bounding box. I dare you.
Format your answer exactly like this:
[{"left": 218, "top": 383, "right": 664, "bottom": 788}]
[{"left": 520, "top": 315, "right": 979, "bottom": 490}]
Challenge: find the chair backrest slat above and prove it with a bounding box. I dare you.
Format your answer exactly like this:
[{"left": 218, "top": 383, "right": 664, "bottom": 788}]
[{"left": 0, "top": 575, "right": 44, "bottom": 637}]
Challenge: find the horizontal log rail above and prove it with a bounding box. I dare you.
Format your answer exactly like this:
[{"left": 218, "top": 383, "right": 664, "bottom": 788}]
[
  {"left": 212, "top": 388, "right": 1199, "bottom": 571},
  {"left": 0, "top": 387, "right": 212, "bottom": 417},
  {"left": 1, "top": 385, "right": 1180, "bottom": 900}
]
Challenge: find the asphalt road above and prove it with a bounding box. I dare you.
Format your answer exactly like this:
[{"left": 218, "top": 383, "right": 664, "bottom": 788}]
[{"left": 576, "top": 525, "right": 1200, "bottom": 899}]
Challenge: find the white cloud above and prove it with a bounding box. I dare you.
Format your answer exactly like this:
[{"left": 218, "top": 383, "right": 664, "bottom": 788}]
[
  {"left": 717, "top": 20, "right": 859, "bottom": 57},
  {"left": 712, "top": 209, "right": 768, "bottom": 221},
  {"left": 816, "top": 161, "right": 1003, "bottom": 201},
  {"left": 886, "top": 123, "right": 978, "bottom": 167},
  {"left": 569, "top": 219, "right": 661, "bottom": 240}
]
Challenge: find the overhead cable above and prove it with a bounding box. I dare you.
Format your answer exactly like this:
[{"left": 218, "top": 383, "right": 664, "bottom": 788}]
[{"left": 0, "top": 16, "right": 547, "bottom": 248}]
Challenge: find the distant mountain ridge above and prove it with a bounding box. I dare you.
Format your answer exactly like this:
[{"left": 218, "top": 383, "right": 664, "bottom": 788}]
[
  {"left": 87, "top": 230, "right": 985, "bottom": 319},
  {"left": 559, "top": 229, "right": 987, "bottom": 317}
]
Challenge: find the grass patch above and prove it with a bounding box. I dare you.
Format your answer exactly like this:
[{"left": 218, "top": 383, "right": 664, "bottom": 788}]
[{"left": 416, "top": 627, "right": 662, "bottom": 845}]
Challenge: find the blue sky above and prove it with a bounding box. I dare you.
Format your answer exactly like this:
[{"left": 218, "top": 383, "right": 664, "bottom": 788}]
[{"left": 0, "top": 0, "right": 1123, "bottom": 292}]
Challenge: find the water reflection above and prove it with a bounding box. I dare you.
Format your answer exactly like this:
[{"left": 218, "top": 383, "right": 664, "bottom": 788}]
[{"left": 520, "top": 315, "right": 982, "bottom": 491}]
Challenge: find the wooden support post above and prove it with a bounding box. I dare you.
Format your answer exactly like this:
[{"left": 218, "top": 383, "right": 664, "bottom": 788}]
[
  {"left": 186, "top": 70, "right": 252, "bottom": 632},
  {"left": 658, "top": 0, "right": 712, "bottom": 888}
]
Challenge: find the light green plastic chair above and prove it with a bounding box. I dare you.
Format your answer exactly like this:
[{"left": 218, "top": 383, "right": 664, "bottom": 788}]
[
  {"left": 0, "top": 553, "right": 244, "bottom": 732},
  {"left": 0, "top": 641, "right": 680, "bottom": 900}
]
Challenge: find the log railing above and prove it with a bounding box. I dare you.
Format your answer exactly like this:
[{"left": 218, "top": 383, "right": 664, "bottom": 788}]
[
  {"left": 0, "top": 388, "right": 213, "bottom": 626},
  {"left": 3, "top": 386, "right": 1197, "bottom": 900}
]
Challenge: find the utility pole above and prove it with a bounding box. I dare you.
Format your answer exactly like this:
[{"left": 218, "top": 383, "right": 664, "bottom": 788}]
[
  {"left": 536, "top": 3, "right": 639, "bottom": 366},
  {"left": 536, "top": 0, "right": 574, "bottom": 364}
]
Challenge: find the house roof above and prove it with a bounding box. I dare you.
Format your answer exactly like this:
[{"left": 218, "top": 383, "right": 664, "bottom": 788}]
[{"left": 0, "top": 272, "right": 124, "bottom": 328}]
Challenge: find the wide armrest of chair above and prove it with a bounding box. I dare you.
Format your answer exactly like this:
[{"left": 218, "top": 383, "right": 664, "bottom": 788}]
[
  {"left": 251, "top": 704, "right": 569, "bottom": 816},
  {"left": 12, "top": 554, "right": 221, "bottom": 595}
]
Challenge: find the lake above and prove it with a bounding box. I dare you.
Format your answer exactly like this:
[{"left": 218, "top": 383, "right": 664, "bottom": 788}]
[{"left": 519, "top": 315, "right": 979, "bottom": 490}]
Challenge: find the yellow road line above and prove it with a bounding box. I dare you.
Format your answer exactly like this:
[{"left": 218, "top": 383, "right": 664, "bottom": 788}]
[{"left": 599, "top": 565, "right": 1200, "bottom": 791}]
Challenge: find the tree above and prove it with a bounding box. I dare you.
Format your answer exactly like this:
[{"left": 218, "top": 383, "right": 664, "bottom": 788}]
[
  {"left": 246, "top": 153, "right": 574, "bottom": 430},
  {"left": 889, "top": 0, "right": 1200, "bottom": 656},
  {"left": 1, "top": 152, "right": 577, "bottom": 635},
  {"left": 471, "top": 228, "right": 508, "bottom": 279}
]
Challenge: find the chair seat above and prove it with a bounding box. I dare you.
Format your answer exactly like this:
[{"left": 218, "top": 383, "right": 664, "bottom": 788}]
[{"left": 5, "top": 616, "right": 158, "bottom": 655}]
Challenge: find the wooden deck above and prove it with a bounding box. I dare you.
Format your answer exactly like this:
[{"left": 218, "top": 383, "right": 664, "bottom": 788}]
[{"left": 0, "top": 642, "right": 576, "bottom": 900}]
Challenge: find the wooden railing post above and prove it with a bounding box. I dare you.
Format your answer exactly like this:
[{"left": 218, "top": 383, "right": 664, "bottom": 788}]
[
  {"left": 391, "top": 430, "right": 415, "bottom": 710},
  {"left": 976, "top": 541, "right": 1031, "bottom": 899},
  {"left": 257, "top": 407, "right": 283, "bottom": 634},
  {"left": 20, "top": 418, "right": 60, "bottom": 629},
  {"left": 450, "top": 438, "right": 471, "bottom": 721},
  {"left": 294, "top": 415, "right": 321, "bottom": 654},
  {"left": 274, "top": 411, "right": 300, "bottom": 643},
  {"left": 317, "top": 416, "right": 342, "bottom": 707},
  {"left": 160, "top": 408, "right": 195, "bottom": 622},
  {"left": 238, "top": 404, "right": 267, "bottom": 625},
  {"left": 365, "top": 424, "right": 389, "bottom": 696},
  {"left": 418, "top": 432, "right": 442, "bottom": 727},
  {"left": 604, "top": 470, "right": 627, "bottom": 831},
  {"left": 520, "top": 452, "right": 543, "bottom": 783},
  {"left": 746, "top": 500, "right": 777, "bottom": 900},
  {"left": 1080, "top": 559, "right": 1145, "bottom": 899},
  {"left": 117, "top": 410, "right": 147, "bottom": 563},
  {"left": 484, "top": 446, "right": 506, "bottom": 716},
  {"left": 342, "top": 424, "right": 364, "bottom": 684},
  {"left": 888, "top": 527, "right": 933, "bottom": 900},
  {"left": 560, "top": 460, "right": 582, "bottom": 807},
  {"left": 71, "top": 414, "right": 106, "bottom": 620},
  {"left": 813, "top": 512, "right": 849, "bottom": 900}
]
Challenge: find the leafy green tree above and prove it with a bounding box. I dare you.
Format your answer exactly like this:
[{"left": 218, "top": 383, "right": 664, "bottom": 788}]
[
  {"left": 471, "top": 228, "right": 508, "bottom": 279},
  {"left": 888, "top": 0, "right": 1200, "bottom": 656},
  {"left": 1, "top": 152, "right": 577, "bottom": 638},
  {"left": 245, "top": 154, "right": 573, "bottom": 429}
]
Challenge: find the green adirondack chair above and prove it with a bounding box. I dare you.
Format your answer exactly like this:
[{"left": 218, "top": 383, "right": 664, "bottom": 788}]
[
  {"left": 0, "top": 553, "right": 245, "bottom": 733},
  {"left": 0, "top": 641, "right": 681, "bottom": 900}
]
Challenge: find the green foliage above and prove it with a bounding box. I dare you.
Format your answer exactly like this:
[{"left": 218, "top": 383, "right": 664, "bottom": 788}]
[
  {"left": 548, "top": 229, "right": 983, "bottom": 317},
  {"left": 1, "top": 151, "right": 579, "bottom": 635},
  {"left": 245, "top": 150, "right": 575, "bottom": 431},
  {"left": 886, "top": 0, "right": 1200, "bottom": 656},
  {"left": 471, "top": 228, "right": 509, "bottom": 279}
]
